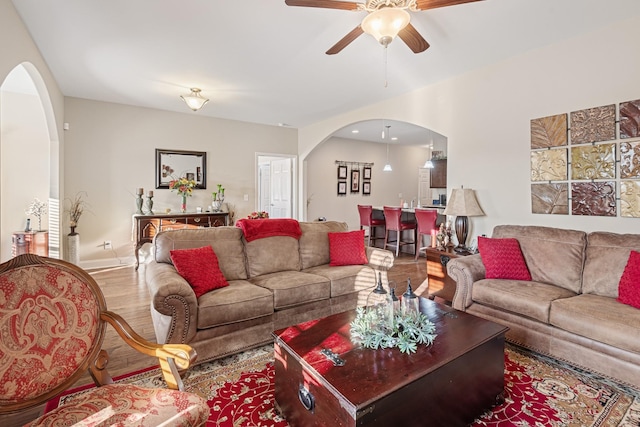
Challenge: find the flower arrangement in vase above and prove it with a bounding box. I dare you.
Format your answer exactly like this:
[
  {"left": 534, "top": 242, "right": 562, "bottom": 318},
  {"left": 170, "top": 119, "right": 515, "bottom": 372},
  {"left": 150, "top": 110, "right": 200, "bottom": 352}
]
[
  {"left": 25, "top": 198, "right": 47, "bottom": 231},
  {"left": 212, "top": 184, "right": 225, "bottom": 212},
  {"left": 247, "top": 211, "right": 269, "bottom": 219},
  {"left": 169, "top": 177, "right": 197, "bottom": 212},
  {"left": 65, "top": 192, "right": 88, "bottom": 235}
]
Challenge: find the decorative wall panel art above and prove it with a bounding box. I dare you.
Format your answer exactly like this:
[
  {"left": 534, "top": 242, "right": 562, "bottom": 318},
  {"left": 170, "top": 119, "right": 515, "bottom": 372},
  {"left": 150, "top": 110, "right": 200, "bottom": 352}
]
[
  {"left": 571, "top": 182, "right": 616, "bottom": 217},
  {"left": 531, "top": 183, "right": 569, "bottom": 214},
  {"left": 531, "top": 101, "right": 640, "bottom": 218},
  {"left": 530, "top": 149, "right": 568, "bottom": 182},
  {"left": 570, "top": 105, "right": 616, "bottom": 144},
  {"left": 530, "top": 114, "right": 568, "bottom": 149},
  {"left": 570, "top": 143, "right": 616, "bottom": 180},
  {"left": 621, "top": 180, "right": 640, "bottom": 218},
  {"left": 620, "top": 99, "right": 640, "bottom": 139},
  {"left": 620, "top": 141, "right": 640, "bottom": 179}
]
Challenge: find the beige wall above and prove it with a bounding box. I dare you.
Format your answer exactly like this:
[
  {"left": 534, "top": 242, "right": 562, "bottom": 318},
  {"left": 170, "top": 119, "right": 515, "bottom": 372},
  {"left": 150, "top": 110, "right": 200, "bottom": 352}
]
[
  {"left": 63, "top": 98, "right": 298, "bottom": 267},
  {"left": 300, "top": 15, "right": 640, "bottom": 241},
  {"left": 0, "top": 90, "right": 49, "bottom": 262},
  {"left": 306, "top": 136, "right": 429, "bottom": 230},
  {"left": 0, "top": 0, "right": 65, "bottom": 259}
]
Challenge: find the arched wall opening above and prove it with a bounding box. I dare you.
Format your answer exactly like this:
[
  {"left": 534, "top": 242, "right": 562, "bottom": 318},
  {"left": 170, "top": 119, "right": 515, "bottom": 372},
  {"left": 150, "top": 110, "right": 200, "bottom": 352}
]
[
  {"left": 302, "top": 118, "right": 447, "bottom": 231},
  {"left": 0, "top": 62, "right": 61, "bottom": 261}
]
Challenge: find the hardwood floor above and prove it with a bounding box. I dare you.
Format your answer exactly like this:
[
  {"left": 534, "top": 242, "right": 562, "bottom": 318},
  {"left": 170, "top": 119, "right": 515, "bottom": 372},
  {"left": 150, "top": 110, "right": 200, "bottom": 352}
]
[{"left": 3, "top": 253, "right": 432, "bottom": 425}]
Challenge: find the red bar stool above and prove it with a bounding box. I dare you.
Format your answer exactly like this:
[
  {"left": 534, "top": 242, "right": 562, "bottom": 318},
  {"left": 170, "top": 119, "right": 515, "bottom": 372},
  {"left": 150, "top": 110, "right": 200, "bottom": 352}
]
[
  {"left": 414, "top": 208, "right": 438, "bottom": 261},
  {"left": 357, "top": 205, "right": 386, "bottom": 246},
  {"left": 383, "top": 206, "right": 417, "bottom": 257}
]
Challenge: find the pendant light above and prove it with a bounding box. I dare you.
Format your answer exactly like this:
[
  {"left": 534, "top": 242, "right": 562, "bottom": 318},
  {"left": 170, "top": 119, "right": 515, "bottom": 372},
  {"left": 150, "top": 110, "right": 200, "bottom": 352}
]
[
  {"left": 383, "top": 125, "right": 392, "bottom": 172},
  {"left": 424, "top": 128, "right": 435, "bottom": 168}
]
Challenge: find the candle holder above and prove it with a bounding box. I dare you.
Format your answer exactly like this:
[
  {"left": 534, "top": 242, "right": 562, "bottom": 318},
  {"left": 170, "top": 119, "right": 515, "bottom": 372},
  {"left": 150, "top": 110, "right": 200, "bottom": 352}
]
[
  {"left": 145, "top": 195, "right": 154, "bottom": 215},
  {"left": 135, "top": 194, "right": 144, "bottom": 215}
]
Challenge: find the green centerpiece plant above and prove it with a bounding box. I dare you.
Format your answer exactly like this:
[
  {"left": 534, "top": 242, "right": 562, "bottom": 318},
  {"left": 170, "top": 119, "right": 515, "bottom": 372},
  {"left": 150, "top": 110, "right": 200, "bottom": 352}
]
[{"left": 350, "top": 304, "right": 437, "bottom": 354}]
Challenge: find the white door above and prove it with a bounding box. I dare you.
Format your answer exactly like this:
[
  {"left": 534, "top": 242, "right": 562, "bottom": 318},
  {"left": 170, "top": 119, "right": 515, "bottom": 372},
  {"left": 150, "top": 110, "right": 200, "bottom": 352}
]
[
  {"left": 258, "top": 164, "right": 271, "bottom": 214},
  {"left": 270, "top": 158, "right": 292, "bottom": 218}
]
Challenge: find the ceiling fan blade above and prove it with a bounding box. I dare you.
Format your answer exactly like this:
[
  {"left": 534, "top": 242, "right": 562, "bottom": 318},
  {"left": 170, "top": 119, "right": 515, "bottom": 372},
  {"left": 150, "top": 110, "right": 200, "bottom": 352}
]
[
  {"left": 398, "top": 23, "right": 430, "bottom": 53},
  {"left": 326, "top": 25, "right": 364, "bottom": 55},
  {"left": 285, "top": 0, "right": 360, "bottom": 10},
  {"left": 415, "top": 0, "right": 482, "bottom": 11}
]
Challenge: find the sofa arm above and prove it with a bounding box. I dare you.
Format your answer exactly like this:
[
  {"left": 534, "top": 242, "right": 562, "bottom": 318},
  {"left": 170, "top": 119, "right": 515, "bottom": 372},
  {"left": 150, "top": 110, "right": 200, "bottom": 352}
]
[
  {"left": 145, "top": 262, "right": 198, "bottom": 345},
  {"left": 366, "top": 246, "right": 395, "bottom": 270},
  {"left": 447, "top": 254, "right": 486, "bottom": 311}
]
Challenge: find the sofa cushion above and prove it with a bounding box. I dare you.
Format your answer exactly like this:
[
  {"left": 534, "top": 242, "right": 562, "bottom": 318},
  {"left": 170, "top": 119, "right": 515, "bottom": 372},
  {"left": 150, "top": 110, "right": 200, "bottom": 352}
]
[
  {"left": 478, "top": 237, "right": 531, "bottom": 281},
  {"left": 472, "top": 279, "right": 576, "bottom": 323},
  {"left": 492, "top": 225, "right": 586, "bottom": 293},
  {"left": 299, "top": 221, "right": 348, "bottom": 270},
  {"left": 170, "top": 246, "right": 229, "bottom": 298},
  {"left": 196, "top": 280, "right": 274, "bottom": 329},
  {"left": 550, "top": 294, "right": 640, "bottom": 355},
  {"left": 249, "top": 271, "right": 330, "bottom": 310},
  {"left": 154, "top": 227, "right": 248, "bottom": 280},
  {"left": 329, "top": 230, "right": 368, "bottom": 266},
  {"left": 582, "top": 231, "right": 640, "bottom": 298},
  {"left": 303, "top": 264, "right": 375, "bottom": 298},
  {"left": 618, "top": 250, "right": 640, "bottom": 309},
  {"left": 244, "top": 236, "right": 301, "bottom": 277}
]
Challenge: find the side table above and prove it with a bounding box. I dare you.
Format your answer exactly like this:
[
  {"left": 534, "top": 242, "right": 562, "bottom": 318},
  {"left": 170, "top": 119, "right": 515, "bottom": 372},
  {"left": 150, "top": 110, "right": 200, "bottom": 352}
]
[
  {"left": 424, "top": 247, "right": 471, "bottom": 304},
  {"left": 12, "top": 231, "right": 49, "bottom": 257}
]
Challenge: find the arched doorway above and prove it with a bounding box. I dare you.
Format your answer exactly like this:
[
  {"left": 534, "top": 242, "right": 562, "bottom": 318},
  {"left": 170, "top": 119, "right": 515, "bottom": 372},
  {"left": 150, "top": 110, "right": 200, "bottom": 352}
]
[
  {"left": 0, "top": 63, "right": 60, "bottom": 261},
  {"left": 303, "top": 119, "right": 446, "bottom": 229}
]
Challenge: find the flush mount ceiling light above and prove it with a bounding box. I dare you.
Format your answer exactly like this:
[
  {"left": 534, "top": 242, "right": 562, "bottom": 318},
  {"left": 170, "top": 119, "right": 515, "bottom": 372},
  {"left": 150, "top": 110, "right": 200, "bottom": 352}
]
[{"left": 180, "top": 88, "right": 209, "bottom": 112}]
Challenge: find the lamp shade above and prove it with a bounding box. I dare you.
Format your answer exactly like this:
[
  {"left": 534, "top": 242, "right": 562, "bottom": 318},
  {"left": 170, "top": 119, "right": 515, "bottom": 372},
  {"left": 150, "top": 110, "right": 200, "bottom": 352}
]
[
  {"left": 361, "top": 8, "right": 410, "bottom": 46},
  {"left": 180, "top": 88, "right": 209, "bottom": 111},
  {"left": 443, "top": 188, "right": 485, "bottom": 217}
]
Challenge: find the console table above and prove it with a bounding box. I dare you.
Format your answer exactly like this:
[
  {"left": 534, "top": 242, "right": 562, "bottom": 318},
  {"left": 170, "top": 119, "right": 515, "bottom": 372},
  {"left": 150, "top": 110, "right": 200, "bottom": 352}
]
[{"left": 133, "top": 212, "right": 229, "bottom": 269}]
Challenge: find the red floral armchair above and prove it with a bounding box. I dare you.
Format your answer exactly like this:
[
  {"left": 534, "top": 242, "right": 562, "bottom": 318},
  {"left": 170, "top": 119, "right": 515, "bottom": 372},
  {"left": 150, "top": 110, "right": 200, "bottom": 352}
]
[{"left": 0, "top": 254, "right": 209, "bottom": 426}]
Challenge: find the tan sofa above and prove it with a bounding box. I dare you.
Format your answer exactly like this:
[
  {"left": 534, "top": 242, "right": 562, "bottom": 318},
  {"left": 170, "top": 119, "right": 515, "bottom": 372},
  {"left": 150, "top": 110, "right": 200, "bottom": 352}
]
[
  {"left": 447, "top": 225, "right": 640, "bottom": 387},
  {"left": 146, "top": 221, "right": 394, "bottom": 364}
]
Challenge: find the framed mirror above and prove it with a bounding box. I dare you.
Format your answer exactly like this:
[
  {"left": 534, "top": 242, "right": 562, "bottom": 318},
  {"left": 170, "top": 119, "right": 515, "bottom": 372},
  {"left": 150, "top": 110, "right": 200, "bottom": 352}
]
[{"left": 156, "top": 149, "right": 207, "bottom": 189}]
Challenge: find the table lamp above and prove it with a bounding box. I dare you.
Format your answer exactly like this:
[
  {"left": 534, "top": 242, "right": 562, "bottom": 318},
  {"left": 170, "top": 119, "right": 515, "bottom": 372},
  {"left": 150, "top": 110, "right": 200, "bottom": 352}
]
[{"left": 442, "top": 187, "right": 485, "bottom": 252}]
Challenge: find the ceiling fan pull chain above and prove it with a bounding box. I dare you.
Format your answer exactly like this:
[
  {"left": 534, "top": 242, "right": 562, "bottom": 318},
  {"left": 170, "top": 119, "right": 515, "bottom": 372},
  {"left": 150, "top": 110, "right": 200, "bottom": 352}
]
[{"left": 383, "top": 45, "right": 389, "bottom": 88}]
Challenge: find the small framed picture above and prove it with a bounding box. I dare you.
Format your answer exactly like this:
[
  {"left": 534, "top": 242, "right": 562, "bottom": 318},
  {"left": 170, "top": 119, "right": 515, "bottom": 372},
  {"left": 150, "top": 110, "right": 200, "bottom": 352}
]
[
  {"left": 351, "top": 169, "right": 360, "bottom": 193},
  {"left": 337, "top": 165, "right": 348, "bottom": 180},
  {"left": 337, "top": 181, "right": 347, "bottom": 196},
  {"left": 363, "top": 166, "right": 372, "bottom": 180},
  {"left": 363, "top": 181, "right": 371, "bottom": 195}
]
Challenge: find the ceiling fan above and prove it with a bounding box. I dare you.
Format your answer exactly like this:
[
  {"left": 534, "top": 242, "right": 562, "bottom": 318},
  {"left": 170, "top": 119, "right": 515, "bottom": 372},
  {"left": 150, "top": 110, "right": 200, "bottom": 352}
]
[{"left": 285, "top": 0, "right": 482, "bottom": 55}]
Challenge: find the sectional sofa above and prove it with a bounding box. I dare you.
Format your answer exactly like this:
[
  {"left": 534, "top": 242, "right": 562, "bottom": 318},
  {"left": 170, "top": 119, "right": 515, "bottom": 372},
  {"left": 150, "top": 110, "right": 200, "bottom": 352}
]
[{"left": 145, "top": 220, "right": 394, "bottom": 364}]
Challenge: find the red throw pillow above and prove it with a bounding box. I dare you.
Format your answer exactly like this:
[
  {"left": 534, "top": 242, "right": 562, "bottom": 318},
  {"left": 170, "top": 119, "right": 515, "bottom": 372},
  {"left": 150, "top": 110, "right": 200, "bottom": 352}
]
[
  {"left": 478, "top": 236, "right": 532, "bottom": 281},
  {"left": 618, "top": 250, "right": 640, "bottom": 309},
  {"left": 328, "top": 230, "right": 368, "bottom": 266},
  {"left": 170, "top": 246, "right": 229, "bottom": 298}
]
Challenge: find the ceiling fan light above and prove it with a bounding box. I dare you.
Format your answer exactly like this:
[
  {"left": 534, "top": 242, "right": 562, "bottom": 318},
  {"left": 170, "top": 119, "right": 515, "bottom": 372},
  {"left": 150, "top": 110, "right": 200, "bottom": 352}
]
[
  {"left": 361, "top": 8, "right": 410, "bottom": 46},
  {"left": 180, "top": 88, "right": 209, "bottom": 111}
]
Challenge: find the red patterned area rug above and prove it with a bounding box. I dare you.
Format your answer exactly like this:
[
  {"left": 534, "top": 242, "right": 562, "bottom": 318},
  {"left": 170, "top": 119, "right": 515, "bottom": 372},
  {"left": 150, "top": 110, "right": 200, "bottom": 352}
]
[{"left": 48, "top": 344, "right": 639, "bottom": 426}]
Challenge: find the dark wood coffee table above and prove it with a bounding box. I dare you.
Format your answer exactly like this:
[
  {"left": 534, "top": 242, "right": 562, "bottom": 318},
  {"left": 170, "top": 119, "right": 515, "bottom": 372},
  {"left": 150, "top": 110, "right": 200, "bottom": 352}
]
[{"left": 273, "top": 298, "right": 508, "bottom": 426}]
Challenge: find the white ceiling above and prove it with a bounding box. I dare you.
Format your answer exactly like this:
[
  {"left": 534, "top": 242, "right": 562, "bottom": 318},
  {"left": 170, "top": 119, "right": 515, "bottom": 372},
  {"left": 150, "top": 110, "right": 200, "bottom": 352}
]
[{"left": 10, "top": 0, "right": 640, "bottom": 141}]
